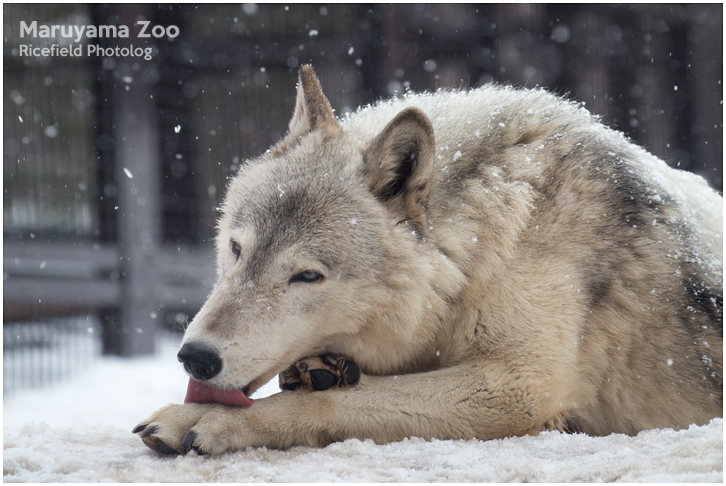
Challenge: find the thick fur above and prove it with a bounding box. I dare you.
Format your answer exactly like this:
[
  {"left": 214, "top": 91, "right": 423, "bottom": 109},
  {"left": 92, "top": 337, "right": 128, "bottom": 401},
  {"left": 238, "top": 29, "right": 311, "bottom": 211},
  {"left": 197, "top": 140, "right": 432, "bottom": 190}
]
[{"left": 136, "top": 66, "right": 722, "bottom": 454}]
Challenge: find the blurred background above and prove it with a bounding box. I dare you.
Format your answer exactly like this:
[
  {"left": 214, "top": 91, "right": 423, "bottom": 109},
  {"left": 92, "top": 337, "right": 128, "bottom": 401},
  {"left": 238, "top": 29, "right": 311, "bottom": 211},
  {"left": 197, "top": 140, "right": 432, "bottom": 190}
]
[{"left": 3, "top": 4, "right": 722, "bottom": 393}]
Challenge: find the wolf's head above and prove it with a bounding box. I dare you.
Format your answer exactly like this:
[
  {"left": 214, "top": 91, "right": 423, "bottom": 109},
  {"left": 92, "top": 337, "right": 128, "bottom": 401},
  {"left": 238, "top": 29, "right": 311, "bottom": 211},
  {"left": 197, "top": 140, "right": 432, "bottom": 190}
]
[{"left": 178, "top": 66, "right": 464, "bottom": 397}]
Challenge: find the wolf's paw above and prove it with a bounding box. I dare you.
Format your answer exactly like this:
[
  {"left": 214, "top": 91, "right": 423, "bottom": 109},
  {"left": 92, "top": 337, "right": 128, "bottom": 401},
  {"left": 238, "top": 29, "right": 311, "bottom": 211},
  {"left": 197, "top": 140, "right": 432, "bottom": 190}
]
[
  {"left": 133, "top": 404, "right": 208, "bottom": 455},
  {"left": 279, "top": 355, "right": 360, "bottom": 391},
  {"left": 133, "top": 403, "right": 250, "bottom": 455}
]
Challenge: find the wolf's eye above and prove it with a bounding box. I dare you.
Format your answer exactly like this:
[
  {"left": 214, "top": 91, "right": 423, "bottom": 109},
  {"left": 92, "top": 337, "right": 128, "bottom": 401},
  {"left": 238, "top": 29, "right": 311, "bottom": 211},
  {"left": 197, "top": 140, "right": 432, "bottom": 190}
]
[
  {"left": 290, "top": 270, "right": 324, "bottom": 284},
  {"left": 231, "top": 241, "right": 241, "bottom": 261}
]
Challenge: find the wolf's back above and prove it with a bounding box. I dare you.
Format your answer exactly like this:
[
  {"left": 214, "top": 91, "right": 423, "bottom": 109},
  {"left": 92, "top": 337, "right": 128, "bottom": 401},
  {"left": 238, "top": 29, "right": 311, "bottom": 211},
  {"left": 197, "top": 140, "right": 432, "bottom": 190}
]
[{"left": 343, "top": 85, "right": 722, "bottom": 287}]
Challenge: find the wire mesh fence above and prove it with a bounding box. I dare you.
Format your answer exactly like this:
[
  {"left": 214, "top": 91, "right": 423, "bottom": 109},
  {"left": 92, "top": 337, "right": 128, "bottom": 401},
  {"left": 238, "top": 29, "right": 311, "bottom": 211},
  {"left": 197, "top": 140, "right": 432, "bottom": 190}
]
[{"left": 3, "top": 316, "right": 101, "bottom": 393}]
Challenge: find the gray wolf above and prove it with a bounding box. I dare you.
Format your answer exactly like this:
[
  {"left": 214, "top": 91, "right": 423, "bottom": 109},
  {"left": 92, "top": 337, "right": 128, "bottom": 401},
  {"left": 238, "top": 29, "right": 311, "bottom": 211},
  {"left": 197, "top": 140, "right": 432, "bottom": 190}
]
[{"left": 134, "top": 65, "right": 722, "bottom": 455}]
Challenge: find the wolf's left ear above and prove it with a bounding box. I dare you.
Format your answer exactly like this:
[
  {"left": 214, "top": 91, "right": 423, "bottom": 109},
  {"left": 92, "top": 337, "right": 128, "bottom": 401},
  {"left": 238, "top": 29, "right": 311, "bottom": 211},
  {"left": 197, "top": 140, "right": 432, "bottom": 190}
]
[
  {"left": 363, "top": 107, "right": 435, "bottom": 232},
  {"left": 275, "top": 66, "right": 341, "bottom": 153}
]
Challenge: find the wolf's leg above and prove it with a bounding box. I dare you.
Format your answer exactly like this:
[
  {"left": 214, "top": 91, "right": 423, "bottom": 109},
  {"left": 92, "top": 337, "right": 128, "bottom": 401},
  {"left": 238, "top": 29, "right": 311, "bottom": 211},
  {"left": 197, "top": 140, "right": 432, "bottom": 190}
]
[
  {"left": 278, "top": 355, "right": 360, "bottom": 391},
  {"left": 135, "top": 361, "right": 549, "bottom": 455}
]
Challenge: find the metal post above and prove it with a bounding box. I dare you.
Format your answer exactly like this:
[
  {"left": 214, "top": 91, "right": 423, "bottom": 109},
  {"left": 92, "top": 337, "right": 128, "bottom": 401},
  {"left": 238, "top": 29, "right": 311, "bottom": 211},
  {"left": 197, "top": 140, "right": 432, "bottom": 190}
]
[{"left": 108, "top": 4, "right": 160, "bottom": 356}]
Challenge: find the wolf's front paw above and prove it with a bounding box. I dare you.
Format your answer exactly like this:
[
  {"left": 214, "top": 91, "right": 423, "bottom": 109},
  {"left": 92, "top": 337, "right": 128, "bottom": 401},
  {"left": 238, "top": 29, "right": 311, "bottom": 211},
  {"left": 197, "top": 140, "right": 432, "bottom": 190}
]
[
  {"left": 279, "top": 355, "right": 360, "bottom": 391},
  {"left": 133, "top": 404, "right": 206, "bottom": 454},
  {"left": 133, "top": 403, "right": 252, "bottom": 455}
]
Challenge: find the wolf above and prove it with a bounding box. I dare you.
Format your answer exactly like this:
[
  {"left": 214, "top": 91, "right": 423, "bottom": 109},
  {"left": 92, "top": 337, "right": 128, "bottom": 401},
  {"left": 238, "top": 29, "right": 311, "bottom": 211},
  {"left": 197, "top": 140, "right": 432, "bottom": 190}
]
[{"left": 134, "top": 65, "right": 722, "bottom": 455}]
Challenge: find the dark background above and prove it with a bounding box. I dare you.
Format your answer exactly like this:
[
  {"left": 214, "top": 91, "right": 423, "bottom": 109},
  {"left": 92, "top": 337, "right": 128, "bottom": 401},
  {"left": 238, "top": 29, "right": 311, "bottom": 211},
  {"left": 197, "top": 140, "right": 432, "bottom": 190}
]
[{"left": 3, "top": 4, "right": 722, "bottom": 377}]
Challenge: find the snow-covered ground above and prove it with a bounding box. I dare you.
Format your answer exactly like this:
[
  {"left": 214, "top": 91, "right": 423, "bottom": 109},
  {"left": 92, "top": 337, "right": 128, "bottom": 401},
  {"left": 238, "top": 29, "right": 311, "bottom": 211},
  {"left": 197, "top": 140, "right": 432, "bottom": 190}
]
[{"left": 3, "top": 333, "right": 723, "bottom": 482}]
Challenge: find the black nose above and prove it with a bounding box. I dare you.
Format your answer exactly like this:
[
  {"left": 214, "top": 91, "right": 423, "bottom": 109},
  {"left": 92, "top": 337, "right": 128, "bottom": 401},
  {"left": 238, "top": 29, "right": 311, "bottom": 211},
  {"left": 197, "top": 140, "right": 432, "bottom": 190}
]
[{"left": 177, "top": 342, "right": 222, "bottom": 381}]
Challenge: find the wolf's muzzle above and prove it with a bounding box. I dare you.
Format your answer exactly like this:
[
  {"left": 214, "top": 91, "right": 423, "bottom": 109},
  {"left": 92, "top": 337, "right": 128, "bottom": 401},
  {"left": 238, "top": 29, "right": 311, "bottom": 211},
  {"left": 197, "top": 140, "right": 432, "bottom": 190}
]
[{"left": 177, "top": 342, "right": 222, "bottom": 381}]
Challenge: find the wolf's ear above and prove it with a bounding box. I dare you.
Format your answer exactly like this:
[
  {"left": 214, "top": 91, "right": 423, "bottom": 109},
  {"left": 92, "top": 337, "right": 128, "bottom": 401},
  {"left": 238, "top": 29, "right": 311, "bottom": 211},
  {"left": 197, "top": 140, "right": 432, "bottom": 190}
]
[
  {"left": 363, "top": 107, "right": 435, "bottom": 232},
  {"left": 275, "top": 66, "right": 341, "bottom": 153}
]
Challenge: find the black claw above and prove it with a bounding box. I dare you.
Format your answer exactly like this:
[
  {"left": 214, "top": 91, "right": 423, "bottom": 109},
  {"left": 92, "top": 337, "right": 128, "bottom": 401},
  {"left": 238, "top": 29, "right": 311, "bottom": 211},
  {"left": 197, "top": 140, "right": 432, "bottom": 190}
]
[
  {"left": 140, "top": 425, "right": 158, "bottom": 439},
  {"left": 155, "top": 438, "right": 179, "bottom": 455},
  {"left": 132, "top": 424, "right": 148, "bottom": 434},
  {"left": 343, "top": 360, "right": 360, "bottom": 384},
  {"left": 181, "top": 431, "right": 197, "bottom": 452},
  {"left": 138, "top": 425, "right": 181, "bottom": 455},
  {"left": 309, "top": 369, "right": 336, "bottom": 390},
  {"left": 141, "top": 433, "right": 179, "bottom": 455},
  {"left": 183, "top": 431, "right": 206, "bottom": 455}
]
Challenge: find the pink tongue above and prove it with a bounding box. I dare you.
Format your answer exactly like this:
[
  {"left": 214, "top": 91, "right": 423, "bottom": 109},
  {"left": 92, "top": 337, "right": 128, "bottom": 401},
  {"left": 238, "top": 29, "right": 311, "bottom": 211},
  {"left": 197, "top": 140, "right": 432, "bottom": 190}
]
[{"left": 184, "top": 378, "right": 254, "bottom": 407}]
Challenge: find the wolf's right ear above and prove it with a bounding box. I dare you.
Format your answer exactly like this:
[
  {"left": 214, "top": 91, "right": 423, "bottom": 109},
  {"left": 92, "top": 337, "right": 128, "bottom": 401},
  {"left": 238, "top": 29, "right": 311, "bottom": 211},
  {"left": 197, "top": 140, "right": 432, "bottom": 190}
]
[
  {"left": 274, "top": 66, "right": 341, "bottom": 153},
  {"left": 363, "top": 108, "right": 435, "bottom": 232}
]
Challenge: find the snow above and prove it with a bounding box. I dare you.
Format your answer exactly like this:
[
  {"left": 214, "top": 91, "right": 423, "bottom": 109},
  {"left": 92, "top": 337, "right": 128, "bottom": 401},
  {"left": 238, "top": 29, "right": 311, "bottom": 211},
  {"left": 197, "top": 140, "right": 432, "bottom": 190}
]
[{"left": 3, "top": 334, "right": 723, "bottom": 482}]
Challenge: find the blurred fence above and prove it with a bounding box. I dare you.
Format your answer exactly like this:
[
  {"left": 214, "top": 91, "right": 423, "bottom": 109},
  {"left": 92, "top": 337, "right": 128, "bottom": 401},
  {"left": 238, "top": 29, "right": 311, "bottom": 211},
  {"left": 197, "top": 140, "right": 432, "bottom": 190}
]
[
  {"left": 3, "top": 4, "right": 722, "bottom": 386},
  {"left": 3, "top": 316, "right": 101, "bottom": 392}
]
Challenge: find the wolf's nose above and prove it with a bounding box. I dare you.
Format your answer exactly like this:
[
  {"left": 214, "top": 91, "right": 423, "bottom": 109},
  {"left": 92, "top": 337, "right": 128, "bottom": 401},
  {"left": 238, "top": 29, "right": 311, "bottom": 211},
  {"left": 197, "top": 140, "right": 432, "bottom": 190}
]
[{"left": 177, "top": 342, "right": 222, "bottom": 381}]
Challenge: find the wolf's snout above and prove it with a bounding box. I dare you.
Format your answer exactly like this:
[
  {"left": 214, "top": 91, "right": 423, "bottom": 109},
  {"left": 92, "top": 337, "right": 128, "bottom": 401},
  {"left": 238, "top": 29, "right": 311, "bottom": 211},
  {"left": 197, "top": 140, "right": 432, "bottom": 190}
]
[{"left": 177, "top": 342, "right": 222, "bottom": 381}]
